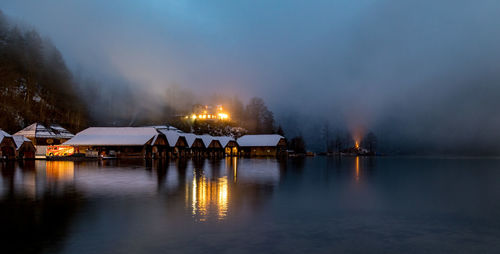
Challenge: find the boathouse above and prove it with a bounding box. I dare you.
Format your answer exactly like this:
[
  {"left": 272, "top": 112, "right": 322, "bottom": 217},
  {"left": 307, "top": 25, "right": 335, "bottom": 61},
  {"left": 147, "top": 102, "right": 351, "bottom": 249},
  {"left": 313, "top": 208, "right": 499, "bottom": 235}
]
[
  {"left": 156, "top": 129, "right": 189, "bottom": 158},
  {"left": 180, "top": 133, "right": 205, "bottom": 157},
  {"left": 0, "top": 130, "right": 16, "bottom": 160},
  {"left": 64, "top": 127, "right": 166, "bottom": 158},
  {"left": 13, "top": 135, "right": 35, "bottom": 159},
  {"left": 199, "top": 135, "right": 223, "bottom": 157},
  {"left": 213, "top": 136, "right": 239, "bottom": 156},
  {"left": 237, "top": 134, "right": 287, "bottom": 157},
  {"left": 14, "top": 123, "right": 74, "bottom": 158}
]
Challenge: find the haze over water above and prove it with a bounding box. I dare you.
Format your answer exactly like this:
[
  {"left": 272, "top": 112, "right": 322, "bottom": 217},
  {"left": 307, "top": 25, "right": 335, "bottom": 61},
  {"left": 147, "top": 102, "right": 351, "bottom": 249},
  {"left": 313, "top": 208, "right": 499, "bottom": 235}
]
[{"left": 1, "top": 157, "right": 500, "bottom": 253}]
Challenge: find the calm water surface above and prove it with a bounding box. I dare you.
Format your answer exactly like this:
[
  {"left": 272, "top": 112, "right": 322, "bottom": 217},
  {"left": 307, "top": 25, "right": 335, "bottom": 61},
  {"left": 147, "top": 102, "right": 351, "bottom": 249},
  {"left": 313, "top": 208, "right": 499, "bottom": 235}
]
[{"left": 1, "top": 157, "right": 500, "bottom": 253}]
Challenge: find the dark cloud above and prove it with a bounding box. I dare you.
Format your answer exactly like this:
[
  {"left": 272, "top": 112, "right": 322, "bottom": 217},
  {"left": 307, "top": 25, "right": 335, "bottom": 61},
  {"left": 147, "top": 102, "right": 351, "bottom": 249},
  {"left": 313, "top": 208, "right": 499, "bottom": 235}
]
[{"left": 2, "top": 0, "right": 500, "bottom": 154}]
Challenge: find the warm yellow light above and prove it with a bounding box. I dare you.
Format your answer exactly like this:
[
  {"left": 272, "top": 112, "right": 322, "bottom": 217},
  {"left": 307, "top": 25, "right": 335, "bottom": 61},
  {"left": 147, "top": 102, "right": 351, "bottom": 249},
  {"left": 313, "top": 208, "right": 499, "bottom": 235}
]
[
  {"left": 355, "top": 141, "right": 360, "bottom": 149},
  {"left": 218, "top": 177, "right": 228, "bottom": 219},
  {"left": 188, "top": 174, "right": 229, "bottom": 221},
  {"left": 198, "top": 114, "right": 202, "bottom": 119},
  {"left": 355, "top": 156, "right": 360, "bottom": 181},
  {"left": 218, "top": 113, "right": 229, "bottom": 120},
  {"left": 191, "top": 114, "right": 197, "bottom": 119}
]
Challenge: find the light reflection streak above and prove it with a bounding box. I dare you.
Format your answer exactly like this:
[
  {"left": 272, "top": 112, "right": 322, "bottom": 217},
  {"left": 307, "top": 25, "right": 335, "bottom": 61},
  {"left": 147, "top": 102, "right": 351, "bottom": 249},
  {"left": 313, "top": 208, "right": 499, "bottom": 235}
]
[
  {"left": 355, "top": 156, "right": 360, "bottom": 182},
  {"left": 187, "top": 172, "right": 229, "bottom": 221},
  {"left": 232, "top": 157, "right": 238, "bottom": 183},
  {"left": 45, "top": 161, "right": 74, "bottom": 181}
]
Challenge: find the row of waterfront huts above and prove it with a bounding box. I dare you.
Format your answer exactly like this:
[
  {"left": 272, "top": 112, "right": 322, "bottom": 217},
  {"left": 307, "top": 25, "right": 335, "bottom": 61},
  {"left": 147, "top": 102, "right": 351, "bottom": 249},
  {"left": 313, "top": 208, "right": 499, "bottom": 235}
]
[
  {"left": 1, "top": 123, "right": 287, "bottom": 160},
  {"left": 0, "top": 129, "right": 36, "bottom": 160}
]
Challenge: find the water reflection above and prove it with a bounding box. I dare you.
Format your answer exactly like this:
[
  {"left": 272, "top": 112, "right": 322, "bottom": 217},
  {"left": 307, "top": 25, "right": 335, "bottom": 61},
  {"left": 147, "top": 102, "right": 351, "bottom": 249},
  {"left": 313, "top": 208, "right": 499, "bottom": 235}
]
[
  {"left": 46, "top": 161, "right": 75, "bottom": 181},
  {"left": 187, "top": 173, "right": 229, "bottom": 221},
  {"left": 355, "top": 156, "right": 360, "bottom": 182},
  {"left": 180, "top": 158, "right": 281, "bottom": 221},
  {"left": 8, "top": 157, "right": 500, "bottom": 253}
]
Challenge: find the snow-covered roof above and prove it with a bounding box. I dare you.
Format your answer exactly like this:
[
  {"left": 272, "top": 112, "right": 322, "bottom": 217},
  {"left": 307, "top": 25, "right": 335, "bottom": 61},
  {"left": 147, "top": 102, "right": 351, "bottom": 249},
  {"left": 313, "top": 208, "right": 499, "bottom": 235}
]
[
  {"left": 237, "top": 135, "right": 285, "bottom": 147},
  {"left": 197, "top": 134, "right": 212, "bottom": 147},
  {"left": 213, "top": 136, "right": 235, "bottom": 147},
  {"left": 64, "top": 127, "right": 158, "bottom": 146},
  {"left": 0, "top": 129, "right": 12, "bottom": 144},
  {"left": 12, "top": 135, "right": 32, "bottom": 150},
  {"left": 14, "top": 123, "right": 74, "bottom": 139},
  {"left": 179, "top": 133, "right": 201, "bottom": 148},
  {"left": 150, "top": 125, "right": 179, "bottom": 131},
  {"left": 157, "top": 129, "right": 184, "bottom": 148}
]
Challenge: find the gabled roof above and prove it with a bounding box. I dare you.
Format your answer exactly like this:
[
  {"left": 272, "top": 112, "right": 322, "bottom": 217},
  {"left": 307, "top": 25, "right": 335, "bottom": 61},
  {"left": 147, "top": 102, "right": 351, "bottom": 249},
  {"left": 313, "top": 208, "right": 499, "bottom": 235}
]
[
  {"left": 12, "top": 135, "right": 32, "bottom": 150},
  {"left": 0, "top": 129, "right": 12, "bottom": 144},
  {"left": 197, "top": 134, "right": 222, "bottom": 148},
  {"left": 64, "top": 127, "right": 158, "bottom": 146},
  {"left": 237, "top": 134, "right": 285, "bottom": 147},
  {"left": 212, "top": 136, "right": 235, "bottom": 147},
  {"left": 14, "top": 123, "right": 74, "bottom": 139},
  {"left": 179, "top": 133, "right": 202, "bottom": 148},
  {"left": 157, "top": 129, "right": 184, "bottom": 148}
]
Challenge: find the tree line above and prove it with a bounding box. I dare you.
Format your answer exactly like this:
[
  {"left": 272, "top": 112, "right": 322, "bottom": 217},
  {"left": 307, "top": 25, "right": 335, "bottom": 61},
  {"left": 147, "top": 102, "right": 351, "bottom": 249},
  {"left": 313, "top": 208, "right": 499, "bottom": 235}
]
[
  {"left": 321, "top": 123, "right": 378, "bottom": 154},
  {"left": 0, "top": 10, "right": 88, "bottom": 133}
]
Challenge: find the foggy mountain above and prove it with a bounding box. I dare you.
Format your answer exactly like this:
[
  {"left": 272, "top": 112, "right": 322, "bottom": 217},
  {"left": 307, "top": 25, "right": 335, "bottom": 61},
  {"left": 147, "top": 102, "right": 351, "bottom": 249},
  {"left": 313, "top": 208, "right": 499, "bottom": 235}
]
[
  {"left": 1, "top": 1, "right": 500, "bottom": 155},
  {"left": 0, "top": 10, "right": 87, "bottom": 133}
]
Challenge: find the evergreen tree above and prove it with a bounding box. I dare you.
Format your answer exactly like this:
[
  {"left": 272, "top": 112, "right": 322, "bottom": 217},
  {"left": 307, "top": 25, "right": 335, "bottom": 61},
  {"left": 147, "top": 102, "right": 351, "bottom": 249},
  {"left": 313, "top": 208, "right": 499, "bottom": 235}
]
[
  {"left": 289, "top": 135, "right": 306, "bottom": 154},
  {"left": 0, "top": 11, "right": 88, "bottom": 133},
  {"left": 276, "top": 125, "right": 285, "bottom": 136},
  {"left": 243, "top": 97, "right": 275, "bottom": 134}
]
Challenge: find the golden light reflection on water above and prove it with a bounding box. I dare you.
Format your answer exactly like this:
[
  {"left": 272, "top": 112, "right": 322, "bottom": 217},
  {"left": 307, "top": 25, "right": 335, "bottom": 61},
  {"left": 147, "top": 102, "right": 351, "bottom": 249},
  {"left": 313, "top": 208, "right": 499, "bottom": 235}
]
[
  {"left": 45, "top": 161, "right": 74, "bottom": 181},
  {"left": 186, "top": 173, "right": 230, "bottom": 221},
  {"left": 232, "top": 157, "right": 238, "bottom": 183},
  {"left": 355, "top": 156, "right": 360, "bottom": 182}
]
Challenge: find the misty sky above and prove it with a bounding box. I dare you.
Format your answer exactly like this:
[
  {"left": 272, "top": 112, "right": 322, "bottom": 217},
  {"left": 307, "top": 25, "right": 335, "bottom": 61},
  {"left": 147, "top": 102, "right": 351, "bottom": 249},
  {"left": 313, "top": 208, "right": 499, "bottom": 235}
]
[{"left": 2, "top": 0, "right": 500, "bottom": 154}]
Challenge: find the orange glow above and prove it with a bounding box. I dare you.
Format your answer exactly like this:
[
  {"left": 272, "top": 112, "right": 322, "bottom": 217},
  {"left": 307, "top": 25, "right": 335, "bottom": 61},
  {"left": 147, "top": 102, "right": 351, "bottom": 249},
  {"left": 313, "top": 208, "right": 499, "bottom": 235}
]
[
  {"left": 355, "top": 141, "right": 360, "bottom": 149},
  {"left": 355, "top": 156, "right": 360, "bottom": 182},
  {"left": 46, "top": 161, "right": 74, "bottom": 181},
  {"left": 46, "top": 146, "right": 75, "bottom": 157}
]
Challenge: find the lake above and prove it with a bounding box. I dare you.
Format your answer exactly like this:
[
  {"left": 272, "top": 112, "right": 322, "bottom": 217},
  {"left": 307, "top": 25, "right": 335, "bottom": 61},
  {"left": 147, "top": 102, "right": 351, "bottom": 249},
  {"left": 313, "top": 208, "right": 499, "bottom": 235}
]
[{"left": 1, "top": 157, "right": 500, "bottom": 253}]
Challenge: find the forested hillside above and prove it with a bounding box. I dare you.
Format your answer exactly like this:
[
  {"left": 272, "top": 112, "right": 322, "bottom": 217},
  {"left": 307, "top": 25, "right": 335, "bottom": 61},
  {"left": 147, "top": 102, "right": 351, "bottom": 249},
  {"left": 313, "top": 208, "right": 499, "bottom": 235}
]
[{"left": 0, "top": 10, "right": 88, "bottom": 133}]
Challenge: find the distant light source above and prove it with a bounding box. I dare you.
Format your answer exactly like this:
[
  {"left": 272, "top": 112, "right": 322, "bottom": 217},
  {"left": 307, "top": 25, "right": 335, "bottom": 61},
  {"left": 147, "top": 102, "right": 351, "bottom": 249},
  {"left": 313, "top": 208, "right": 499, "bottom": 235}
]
[
  {"left": 355, "top": 141, "right": 360, "bottom": 149},
  {"left": 218, "top": 113, "right": 228, "bottom": 120},
  {"left": 186, "top": 105, "right": 230, "bottom": 121}
]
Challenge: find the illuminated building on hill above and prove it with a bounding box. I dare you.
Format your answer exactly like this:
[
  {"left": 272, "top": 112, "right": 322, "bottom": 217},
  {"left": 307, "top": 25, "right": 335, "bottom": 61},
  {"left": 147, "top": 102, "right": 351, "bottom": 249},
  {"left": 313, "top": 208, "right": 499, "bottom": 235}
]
[{"left": 185, "top": 105, "right": 230, "bottom": 121}]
